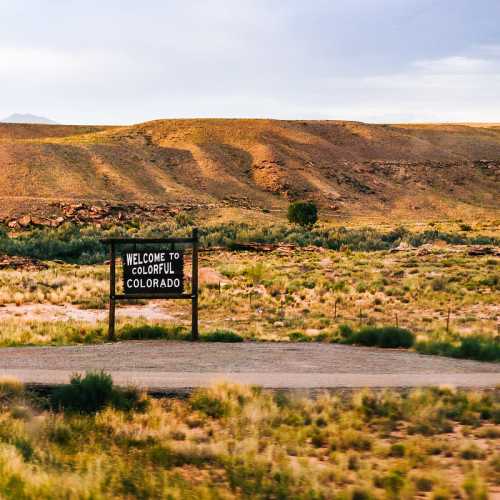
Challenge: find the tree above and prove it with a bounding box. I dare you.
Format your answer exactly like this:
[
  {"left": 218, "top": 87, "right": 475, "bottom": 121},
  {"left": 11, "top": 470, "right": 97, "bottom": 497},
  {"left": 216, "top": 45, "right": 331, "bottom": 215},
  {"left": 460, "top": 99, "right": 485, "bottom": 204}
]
[{"left": 287, "top": 201, "right": 318, "bottom": 228}]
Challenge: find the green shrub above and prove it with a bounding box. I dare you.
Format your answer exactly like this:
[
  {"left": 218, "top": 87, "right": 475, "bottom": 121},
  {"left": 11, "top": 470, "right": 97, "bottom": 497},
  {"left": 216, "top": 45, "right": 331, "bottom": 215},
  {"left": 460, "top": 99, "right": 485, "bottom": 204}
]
[
  {"left": 416, "top": 335, "right": 500, "bottom": 362},
  {"left": 460, "top": 443, "right": 484, "bottom": 460},
  {"left": 338, "top": 324, "right": 354, "bottom": 339},
  {"left": 50, "top": 371, "right": 147, "bottom": 414},
  {"left": 287, "top": 201, "right": 318, "bottom": 228},
  {"left": 288, "top": 331, "right": 313, "bottom": 342},
  {"left": 201, "top": 330, "right": 243, "bottom": 342},
  {"left": 345, "top": 326, "right": 415, "bottom": 349},
  {"left": 350, "top": 487, "right": 375, "bottom": 500},
  {"left": 190, "top": 392, "right": 228, "bottom": 418},
  {"left": 459, "top": 336, "right": 500, "bottom": 361},
  {"left": 389, "top": 443, "right": 406, "bottom": 457},
  {"left": 119, "top": 324, "right": 188, "bottom": 341}
]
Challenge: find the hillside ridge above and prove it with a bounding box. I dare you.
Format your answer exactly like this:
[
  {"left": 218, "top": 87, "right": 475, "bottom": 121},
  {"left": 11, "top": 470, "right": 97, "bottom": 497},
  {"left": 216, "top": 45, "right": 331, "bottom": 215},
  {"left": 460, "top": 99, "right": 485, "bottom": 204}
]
[{"left": 0, "top": 119, "right": 499, "bottom": 219}]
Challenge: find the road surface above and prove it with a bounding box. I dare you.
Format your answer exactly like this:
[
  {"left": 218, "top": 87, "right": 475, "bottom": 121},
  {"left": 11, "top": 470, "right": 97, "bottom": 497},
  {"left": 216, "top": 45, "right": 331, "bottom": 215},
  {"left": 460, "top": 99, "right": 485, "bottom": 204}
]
[{"left": 0, "top": 341, "right": 499, "bottom": 392}]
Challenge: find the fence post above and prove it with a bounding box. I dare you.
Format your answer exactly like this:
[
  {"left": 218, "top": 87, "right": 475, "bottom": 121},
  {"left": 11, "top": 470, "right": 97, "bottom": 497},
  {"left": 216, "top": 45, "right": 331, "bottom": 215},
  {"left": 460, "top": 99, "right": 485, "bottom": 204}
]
[
  {"left": 191, "top": 228, "right": 199, "bottom": 340},
  {"left": 108, "top": 241, "right": 116, "bottom": 341}
]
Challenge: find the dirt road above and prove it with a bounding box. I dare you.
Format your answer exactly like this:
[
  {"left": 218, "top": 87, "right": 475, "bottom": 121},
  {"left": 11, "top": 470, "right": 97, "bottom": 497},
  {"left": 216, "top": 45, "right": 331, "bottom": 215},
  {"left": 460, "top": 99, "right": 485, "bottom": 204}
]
[{"left": 1, "top": 342, "right": 499, "bottom": 392}]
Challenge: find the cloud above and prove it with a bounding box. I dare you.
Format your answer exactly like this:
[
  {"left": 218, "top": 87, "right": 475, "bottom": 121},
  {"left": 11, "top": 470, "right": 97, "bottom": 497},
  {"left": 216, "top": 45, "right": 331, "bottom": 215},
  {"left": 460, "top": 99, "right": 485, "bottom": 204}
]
[
  {"left": 1, "top": 2, "right": 500, "bottom": 124},
  {"left": 360, "top": 50, "right": 500, "bottom": 94},
  {"left": 0, "top": 46, "right": 139, "bottom": 84},
  {"left": 0, "top": 47, "right": 79, "bottom": 79},
  {"left": 310, "top": 48, "right": 500, "bottom": 122},
  {"left": 412, "top": 56, "right": 495, "bottom": 74}
]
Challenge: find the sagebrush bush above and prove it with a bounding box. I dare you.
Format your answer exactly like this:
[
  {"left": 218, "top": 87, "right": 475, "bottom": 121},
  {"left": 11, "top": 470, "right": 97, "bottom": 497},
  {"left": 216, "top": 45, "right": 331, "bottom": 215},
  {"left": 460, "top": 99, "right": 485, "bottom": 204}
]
[
  {"left": 341, "top": 326, "right": 415, "bottom": 348},
  {"left": 50, "top": 371, "right": 147, "bottom": 414}
]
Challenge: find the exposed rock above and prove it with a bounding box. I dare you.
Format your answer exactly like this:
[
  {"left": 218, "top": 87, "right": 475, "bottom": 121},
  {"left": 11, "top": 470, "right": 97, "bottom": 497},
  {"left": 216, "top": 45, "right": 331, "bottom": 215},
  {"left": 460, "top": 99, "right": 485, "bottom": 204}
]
[
  {"left": 17, "top": 215, "right": 32, "bottom": 227},
  {"left": 0, "top": 254, "right": 48, "bottom": 271},
  {"left": 198, "top": 267, "right": 231, "bottom": 287},
  {"left": 468, "top": 246, "right": 500, "bottom": 257},
  {"left": 390, "top": 242, "right": 414, "bottom": 252},
  {"left": 2, "top": 202, "right": 204, "bottom": 228},
  {"left": 305, "top": 328, "right": 321, "bottom": 336}
]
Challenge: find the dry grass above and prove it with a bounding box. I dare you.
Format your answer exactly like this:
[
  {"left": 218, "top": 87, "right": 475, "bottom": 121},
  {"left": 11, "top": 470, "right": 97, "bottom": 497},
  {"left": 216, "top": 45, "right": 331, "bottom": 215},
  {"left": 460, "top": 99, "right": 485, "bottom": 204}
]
[
  {"left": 0, "top": 380, "right": 498, "bottom": 498},
  {"left": 0, "top": 264, "right": 108, "bottom": 306},
  {"left": 0, "top": 236, "right": 498, "bottom": 350}
]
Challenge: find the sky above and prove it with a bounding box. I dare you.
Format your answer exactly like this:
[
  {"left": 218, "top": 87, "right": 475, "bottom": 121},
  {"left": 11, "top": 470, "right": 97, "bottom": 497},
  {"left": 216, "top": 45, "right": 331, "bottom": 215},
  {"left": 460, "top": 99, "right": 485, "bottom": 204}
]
[{"left": 1, "top": 0, "right": 500, "bottom": 125}]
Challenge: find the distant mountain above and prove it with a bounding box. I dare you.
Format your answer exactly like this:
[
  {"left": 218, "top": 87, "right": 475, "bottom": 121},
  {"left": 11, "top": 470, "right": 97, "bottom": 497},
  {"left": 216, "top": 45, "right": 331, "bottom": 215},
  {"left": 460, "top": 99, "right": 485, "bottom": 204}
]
[{"left": 0, "top": 113, "right": 58, "bottom": 124}]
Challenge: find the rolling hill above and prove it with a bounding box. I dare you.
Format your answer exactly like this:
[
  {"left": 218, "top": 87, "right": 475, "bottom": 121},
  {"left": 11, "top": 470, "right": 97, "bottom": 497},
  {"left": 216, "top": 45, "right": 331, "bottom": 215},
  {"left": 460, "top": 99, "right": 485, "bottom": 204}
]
[{"left": 0, "top": 119, "right": 499, "bottom": 220}]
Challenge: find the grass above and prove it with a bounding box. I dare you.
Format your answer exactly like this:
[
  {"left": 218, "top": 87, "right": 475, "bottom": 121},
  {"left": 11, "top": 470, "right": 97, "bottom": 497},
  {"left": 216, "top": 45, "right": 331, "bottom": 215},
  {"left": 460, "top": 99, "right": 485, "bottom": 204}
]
[
  {"left": 0, "top": 219, "right": 498, "bottom": 361},
  {"left": 0, "top": 320, "right": 244, "bottom": 346},
  {"left": 0, "top": 379, "right": 498, "bottom": 498}
]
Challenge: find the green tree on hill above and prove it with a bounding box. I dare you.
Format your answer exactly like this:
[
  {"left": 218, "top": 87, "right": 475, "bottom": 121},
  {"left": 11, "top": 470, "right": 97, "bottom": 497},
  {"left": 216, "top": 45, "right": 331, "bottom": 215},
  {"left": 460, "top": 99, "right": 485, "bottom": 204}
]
[{"left": 287, "top": 201, "right": 318, "bottom": 228}]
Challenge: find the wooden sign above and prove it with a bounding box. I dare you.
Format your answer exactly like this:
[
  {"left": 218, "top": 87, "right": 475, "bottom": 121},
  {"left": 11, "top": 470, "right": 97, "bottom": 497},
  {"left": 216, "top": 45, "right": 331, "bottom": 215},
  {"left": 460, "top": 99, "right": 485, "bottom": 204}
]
[
  {"left": 101, "top": 228, "right": 199, "bottom": 341},
  {"left": 122, "top": 250, "right": 184, "bottom": 294}
]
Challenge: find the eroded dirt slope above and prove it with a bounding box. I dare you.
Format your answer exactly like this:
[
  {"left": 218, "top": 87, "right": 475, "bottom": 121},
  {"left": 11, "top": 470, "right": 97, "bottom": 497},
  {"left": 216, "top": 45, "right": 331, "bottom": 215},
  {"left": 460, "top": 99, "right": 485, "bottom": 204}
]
[{"left": 0, "top": 119, "right": 499, "bottom": 219}]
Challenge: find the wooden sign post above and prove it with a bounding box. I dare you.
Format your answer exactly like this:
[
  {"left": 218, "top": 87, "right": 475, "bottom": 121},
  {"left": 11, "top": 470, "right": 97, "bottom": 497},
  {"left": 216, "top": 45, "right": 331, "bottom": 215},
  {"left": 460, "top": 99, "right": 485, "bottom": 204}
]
[{"left": 101, "top": 228, "right": 199, "bottom": 341}]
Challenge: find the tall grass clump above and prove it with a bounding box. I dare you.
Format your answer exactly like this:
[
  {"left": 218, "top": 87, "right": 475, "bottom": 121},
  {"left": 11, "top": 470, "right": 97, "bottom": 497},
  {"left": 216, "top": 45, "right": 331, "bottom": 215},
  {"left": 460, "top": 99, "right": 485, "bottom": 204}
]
[
  {"left": 201, "top": 330, "right": 243, "bottom": 342},
  {"left": 118, "top": 324, "right": 188, "bottom": 341},
  {"left": 0, "top": 377, "right": 25, "bottom": 405},
  {"left": 50, "top": 371, "right": 147, "bottom": 414}
]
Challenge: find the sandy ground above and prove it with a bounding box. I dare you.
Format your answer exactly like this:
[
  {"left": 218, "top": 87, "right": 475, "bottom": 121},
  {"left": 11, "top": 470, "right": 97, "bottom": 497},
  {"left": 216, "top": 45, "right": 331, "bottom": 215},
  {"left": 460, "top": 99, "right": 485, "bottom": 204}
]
[
  {"left": 0, "top": 303, "right": 175, "bottom": 322},
  {"left": 1, "top": 342, "right": 499, "bottom": 391}
]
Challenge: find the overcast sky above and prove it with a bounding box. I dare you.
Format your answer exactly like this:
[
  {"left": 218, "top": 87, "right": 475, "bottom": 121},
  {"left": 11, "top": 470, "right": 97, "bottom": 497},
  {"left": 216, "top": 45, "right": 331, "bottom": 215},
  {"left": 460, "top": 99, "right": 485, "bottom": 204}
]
[{"left": 1, "top": 0, "right": 499, "bottom": 124}]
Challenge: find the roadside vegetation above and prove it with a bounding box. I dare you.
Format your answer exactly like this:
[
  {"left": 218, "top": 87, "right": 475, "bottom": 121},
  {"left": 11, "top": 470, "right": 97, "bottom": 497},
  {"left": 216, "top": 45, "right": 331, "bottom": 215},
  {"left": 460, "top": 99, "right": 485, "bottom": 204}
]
[
  {"left": 0, "top": 376, "right": 499, "bottom": 498},
  {"left": 0, "top": 218, "right": 498, "bottom": 362},
  {"left": 0, "top": 321, "right": 243, "bottom": 347},
  {"left": 0, "top": 219, "right": 498, "bottom": 264}
]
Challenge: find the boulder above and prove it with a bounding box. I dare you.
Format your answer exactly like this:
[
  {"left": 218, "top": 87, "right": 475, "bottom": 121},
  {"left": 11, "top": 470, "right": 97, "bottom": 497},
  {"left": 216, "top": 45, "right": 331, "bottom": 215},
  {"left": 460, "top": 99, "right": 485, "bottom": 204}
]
[
  {"left": 198, "top": 267, "right": 230, "bottom": 287},
  {"left": 17, "top": 215, "right": 32, "bottom": 227}
]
